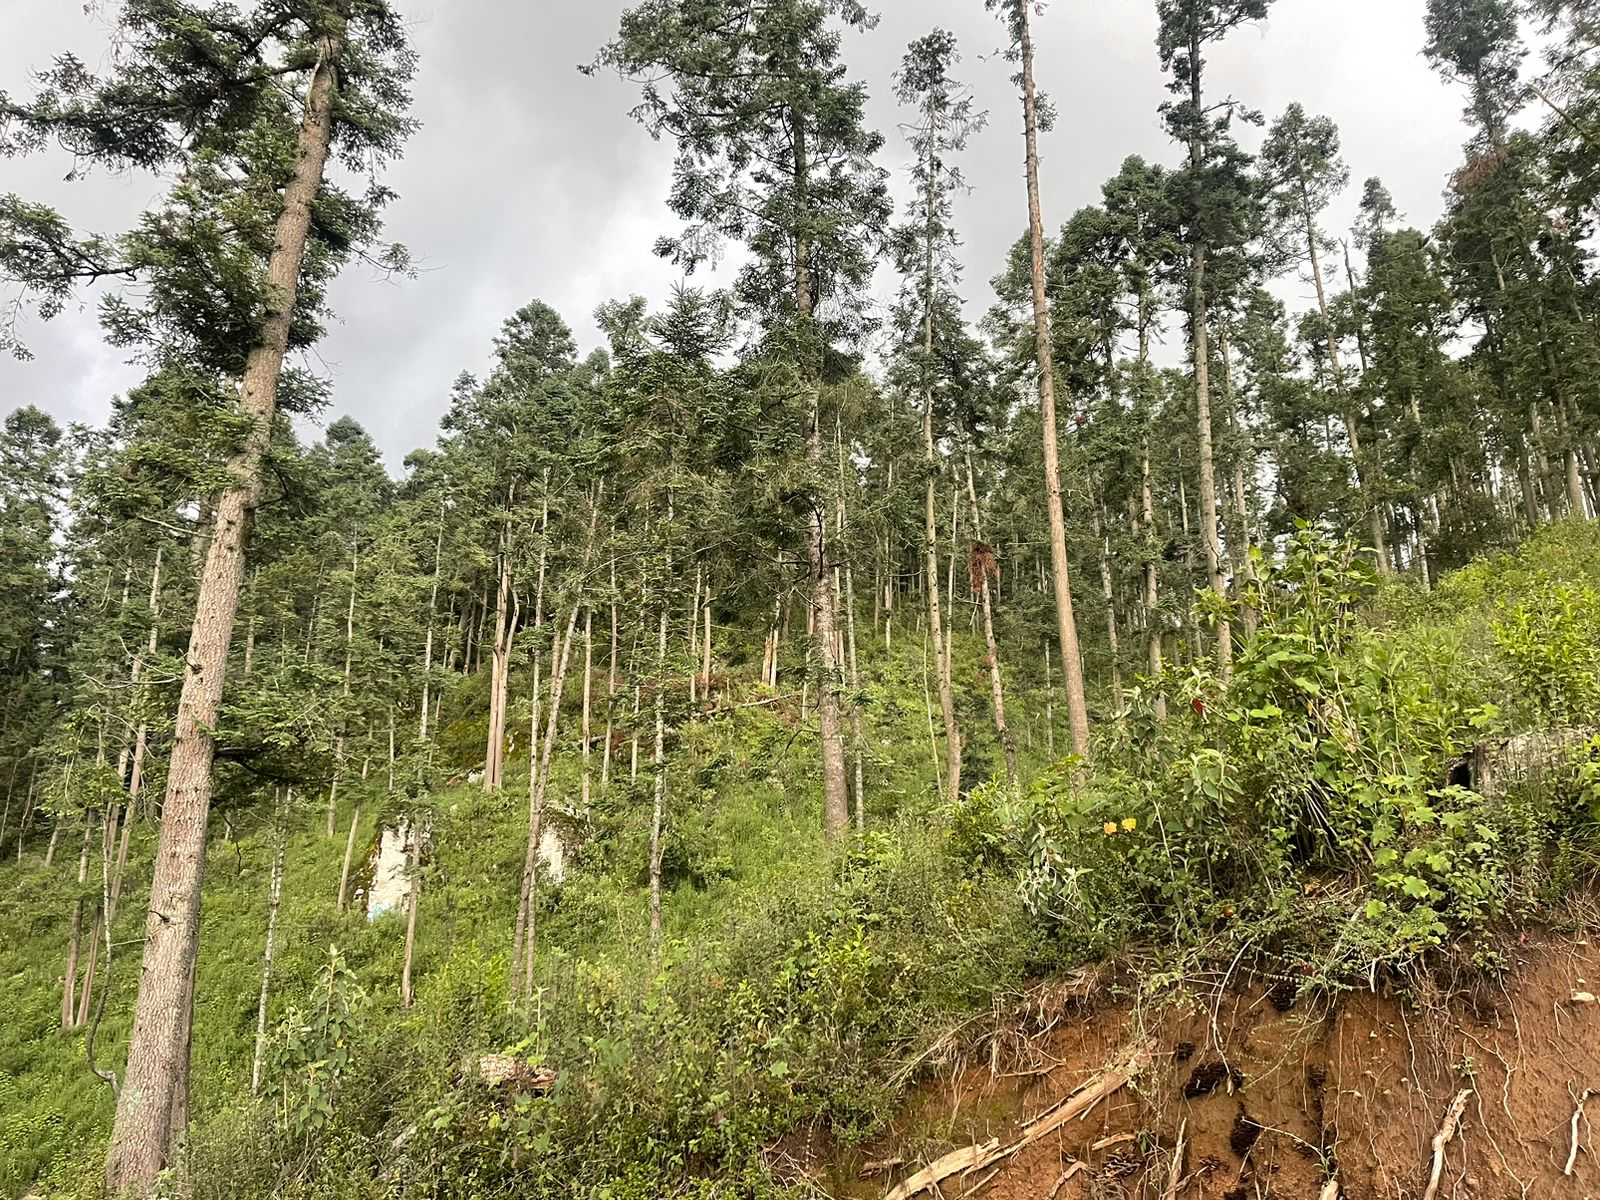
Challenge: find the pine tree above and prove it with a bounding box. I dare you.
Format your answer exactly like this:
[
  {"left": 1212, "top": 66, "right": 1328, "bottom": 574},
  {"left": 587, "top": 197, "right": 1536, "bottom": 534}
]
[
  {"left": 892, "top": 29, "right": 987, "bottom": 800},
  {"left": 1261, "top": 104, "right": 1392, "bottom": 573},
  {"left": 987, "top": 0, "right": 1092, "bottom": 759},
  {"left": 596, "top": 0, "right": 890, "bottom": 838},
  {"left": 0, "top": 3, "right": 414, "bottom": 1187},
  {"left": 1156, "top": 0, "right": 1272, "bottom": 674}
]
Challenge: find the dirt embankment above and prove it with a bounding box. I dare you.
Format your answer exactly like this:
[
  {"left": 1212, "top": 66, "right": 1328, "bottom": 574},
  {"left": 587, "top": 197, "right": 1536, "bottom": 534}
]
[{"left": 810, "top": 934, "right": 1600, "bottom": 1199}]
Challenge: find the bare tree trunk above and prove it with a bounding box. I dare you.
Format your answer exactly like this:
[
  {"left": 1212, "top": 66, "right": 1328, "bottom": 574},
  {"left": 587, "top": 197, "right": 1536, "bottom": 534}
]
[
  {"left": 1095, "top": 509, "right": 1123, "bottom": 708},
  {"left": 526, "top": 478, "right": 551, "bottom": 768},
  {"left": 510, "top": 501, "right": 600, "bottom": 1003},
  {"left": 250, "top": 813, "right": 286, "bottom": 1096},
  {"left": 166, "top": 951, "right": 196, "bottom": 1152},
  {"left": 702, "top": 591, "right": 713, "bottom": 696},
  {"left": 483, "top": 495, "right": 516, "bottom": 793},
  {"left": 62, "top": 899, "right": 82, "bottom": 1029},
  {"left": 400, "top": 825, "right": 420, "bottom": 1007},
  {"left": 922, "top": 329, "right": 961, "bottom": 802},
  {"left": 962, "top": 449, "right": 1018, "bottom": 785},
  {"left": 75, "top": 906, "right": 103, "bottom": 1028},
  {"left": 630, "top": 681, "right": 641, "bottom": 782},
  {"left": 1555, "top": 400, "right": 1590, "bottom": 518},
  {"left": 107, "top": 12, "right": 349, "bottom": 1189},
  {"left": 337, "top": 805, "right": 360, "bottom": 912},
  {"left": 602, "top": 556, "right": 619, "bottom": 790},
  {"left": 329, "top": 540, "right": 359, "bottom": 836},
  {"left": 845, "top": 565, "right": 866, "bottom": 828},
  {"left": 1218, "top": 321, "right": 1259, "bottom": 639},
  {"left": 1190, "top": 242, "right": 1231, "bottom": 676},
  {"left": 1141, "top": 441, "right": 1167, "bottom": 720},
  {"left": 688, "top": 565, "right": 702, "bottom": 705},
  {"left": 922, "top": 626, "right": 943, "bottom": 795},
  {"left": 835, "top": 422, "right": 867, "bottom": 827},
  {"left": 1017, "top": 0, "right": 1091, "bottom": 758},
  {"left": 581, "top": 607, "right": 594, "bottom": 811},
  {"left": 419, "top": 504, "right": 444, "bottom": 746},
  {"left": 649, "top": 598, "right": 670, "bottom": 956},
  {"left": 1044, "top": 641, "right": 1056, "bottom": 760}
]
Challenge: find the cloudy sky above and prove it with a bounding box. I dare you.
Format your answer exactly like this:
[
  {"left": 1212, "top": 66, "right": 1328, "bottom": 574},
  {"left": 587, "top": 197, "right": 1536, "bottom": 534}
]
[{"left": 1, "top": 0, "right": 1471, "bottom": 470}]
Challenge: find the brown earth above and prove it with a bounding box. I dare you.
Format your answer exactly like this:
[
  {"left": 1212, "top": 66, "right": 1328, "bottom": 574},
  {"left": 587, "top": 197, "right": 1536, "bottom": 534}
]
[{"left": 795, "top": 933, "right": 1600, "bottom": 1199}]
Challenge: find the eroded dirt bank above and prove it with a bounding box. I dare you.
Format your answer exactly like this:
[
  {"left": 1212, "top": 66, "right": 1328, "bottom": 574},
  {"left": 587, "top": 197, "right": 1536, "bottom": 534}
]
[{"left": 798, "top": 933, "right": 1600, "bottom": 1199}]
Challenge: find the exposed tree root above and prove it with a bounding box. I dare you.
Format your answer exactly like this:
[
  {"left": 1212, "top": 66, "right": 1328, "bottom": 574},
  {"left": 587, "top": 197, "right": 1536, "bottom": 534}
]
[{"left": 1420, "top": 1089, "right": 1472, "bottom": 1200}]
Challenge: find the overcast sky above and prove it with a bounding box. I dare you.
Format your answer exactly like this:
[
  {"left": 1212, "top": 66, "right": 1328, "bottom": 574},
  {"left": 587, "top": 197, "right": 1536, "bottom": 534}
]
[{"left": 0, "top": 0, "right": 1471, "bottom": 471}]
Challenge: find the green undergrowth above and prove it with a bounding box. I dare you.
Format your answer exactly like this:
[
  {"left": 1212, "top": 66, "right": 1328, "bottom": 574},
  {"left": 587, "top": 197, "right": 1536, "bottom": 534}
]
[
  {"left": 5, "top": 524, "right": 1600, "bottom": 1199},
  {"left": 987, "top": 521, "right": 1600, "bottom": 997}
]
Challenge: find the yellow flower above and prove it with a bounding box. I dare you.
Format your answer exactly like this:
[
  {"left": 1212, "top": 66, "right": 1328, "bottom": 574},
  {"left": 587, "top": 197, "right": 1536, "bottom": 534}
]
[
  {"left": 1121, "top": 817, "right": 1137, "bottom": 832},
  {"left": 1103, "top": 821, "right": 1119, "bottom": 836}
]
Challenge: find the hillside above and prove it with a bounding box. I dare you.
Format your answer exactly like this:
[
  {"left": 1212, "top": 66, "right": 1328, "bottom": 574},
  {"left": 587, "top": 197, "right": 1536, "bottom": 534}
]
[
  {"left": 4, "top": 523, "right": 1600, "bottom": 1199},
  {"left": 4, "top": 1, "right": 1600, "bottom": 1197}
]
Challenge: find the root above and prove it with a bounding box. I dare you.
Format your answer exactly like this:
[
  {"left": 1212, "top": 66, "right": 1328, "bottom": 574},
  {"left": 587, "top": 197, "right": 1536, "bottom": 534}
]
[
  {"left": 1044, "top": 1162, "right": 1086, "bottom": 1200},
  {"left": 1161, "top": 1119, "right": 1187, "bottom": 1200},
  {"left": 1420, "top": 1089, "right": 1472, "bottom": 1200},
  {"left": 1565, "top": 1086, "right": 1595, "bottom": 1177}
]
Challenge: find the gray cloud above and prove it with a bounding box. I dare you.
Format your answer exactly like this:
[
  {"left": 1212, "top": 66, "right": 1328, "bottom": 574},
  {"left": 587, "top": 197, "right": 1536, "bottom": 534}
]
[{"left": 1, "top": 0, "right": 1469, "bottom": 469}]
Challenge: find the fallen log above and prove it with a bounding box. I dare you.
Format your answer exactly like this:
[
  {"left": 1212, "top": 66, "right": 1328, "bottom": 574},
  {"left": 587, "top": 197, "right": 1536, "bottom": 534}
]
[{"left": 884, "top": 1038, "right": 1157, "bottom": 1200}]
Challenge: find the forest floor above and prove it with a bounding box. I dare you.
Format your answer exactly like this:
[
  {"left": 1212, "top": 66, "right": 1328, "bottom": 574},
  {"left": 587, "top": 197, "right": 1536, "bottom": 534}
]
[{"left": 788, "top": 919, "right": 1600, "bottom": 1200}]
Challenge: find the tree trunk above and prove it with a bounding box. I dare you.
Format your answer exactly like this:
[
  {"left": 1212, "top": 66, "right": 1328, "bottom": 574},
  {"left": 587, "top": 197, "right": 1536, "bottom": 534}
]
[
  {"left": 581, "top": 607, "right": 594, "bottom": 811},
  {"left": 62, "top": 899, "right": 82, "bottom": 1029},
  {"left": 835, "top": 421, "right": 868, "bottom": 826},
  {"left": 688, "top": 565, "right": 702, "bottom": 705},
  {"left": 75, "top": 906, "right": 103, "bottom": 1028},
  {"left": 922, "top": 300, "right": 961, "bottom": 802},
  {"left": 1017, "top": 0, "right": 1091, "bottom": 758},
  {"left": 844, "top": 564, "right": 866, "bottom": 827},
  {"left": 648, "top": 602, "right": 669, "bottom": 956},
  {"left": 1190, "top": 241, "right": 1231, "bottom": 676},
  {"left": 1044, "top": 641, "right": 1056, "bottom": 760},
  {"left": 702, "top": 592, "right": 713, "bottom": 696},
  {"left": 526, "top": 478, "right": 551, "bottom": 767},
  {"left": 1555, "top": 399, "right": 1590, "bottom": 518},
  {"left": 419, "top": 504, "right": 444, "bottom": 747},
  {"left": 330, "top": 539, "right": 358, "bottom": 836},
  {"left": 483, "top": 495, "right": 516, "bottom": 793},
  {"left": 250, "top": 814, "right": 286, "bottom": 1096},
  {"left": 1141, "top": 440, "right": 1167, "bottom": 720},
  {"left": 791, "top": 115, "right": 851, "bottom": 840},
  {"left": 510, "top": 501, "right": 599, "bottom": 1003},
  {"left": 400, "top": 824, "right": 420, "bottom": 1007},
  {"left": 602, "top": 556, "right": 619, "bottom": 790},
  {"left": 1218, "top": 321, "right": 1259, "bottom": 639},
  {"left": 1095, "top": 509, "right": 1123, "bottom": 707},
  {"left": 337, "top": 805, "right": 360, "bottom": 912},
  {"left": 106, "top": 11, "right": 349, "bottom": 1188},
  {"left": 963, "top": 448, "right": 1018, "bottom": 784}
]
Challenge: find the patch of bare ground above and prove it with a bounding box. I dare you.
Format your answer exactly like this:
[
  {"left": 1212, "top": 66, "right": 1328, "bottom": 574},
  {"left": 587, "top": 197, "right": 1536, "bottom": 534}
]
[{"left": 801, "top": 930, "right": 1600, "bottom": 1199}]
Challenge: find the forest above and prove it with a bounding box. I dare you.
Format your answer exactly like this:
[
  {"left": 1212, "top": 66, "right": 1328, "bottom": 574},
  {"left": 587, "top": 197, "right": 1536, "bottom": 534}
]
[{"left": 3, "top": 0, "right": 1600, "bottom": 1198}]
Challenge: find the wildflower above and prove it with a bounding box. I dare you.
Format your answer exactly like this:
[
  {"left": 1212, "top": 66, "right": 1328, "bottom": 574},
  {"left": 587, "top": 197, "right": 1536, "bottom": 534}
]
[
  {"left": 1121, "top": 817, "right": 1137, "bottom": 831},
  {"left": 1103, "top": 821, "right": 1118, "bottom": 836}
]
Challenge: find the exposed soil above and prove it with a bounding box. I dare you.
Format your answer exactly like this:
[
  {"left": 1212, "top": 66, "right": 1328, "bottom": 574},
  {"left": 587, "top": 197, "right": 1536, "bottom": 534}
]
[{"left": 805, "top": 932, "right": 1600, "bottom": 1199}]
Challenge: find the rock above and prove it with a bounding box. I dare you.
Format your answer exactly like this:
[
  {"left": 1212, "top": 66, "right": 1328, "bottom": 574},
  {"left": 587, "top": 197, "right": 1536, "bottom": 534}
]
[
  {"left": 1571, "top": 990, "right": 1597, "bottom": 1005},
  {"left": 477, "top": 1053, "right": 556, "bottom": 1092}
]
